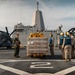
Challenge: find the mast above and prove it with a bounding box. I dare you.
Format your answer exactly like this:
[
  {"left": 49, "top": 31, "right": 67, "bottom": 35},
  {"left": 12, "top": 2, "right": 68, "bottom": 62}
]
[
  {"left": 37, "top": 1, "right": 39, "bottom": 10},
  {"left": 32, "top": 1, "right": 45, "bottom": 31}
]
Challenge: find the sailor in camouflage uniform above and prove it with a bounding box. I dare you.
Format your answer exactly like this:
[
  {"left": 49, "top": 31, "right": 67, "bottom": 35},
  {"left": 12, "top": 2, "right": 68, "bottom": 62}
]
[{"left": 14, "top": 33, "right": 21, "bottom": 58}]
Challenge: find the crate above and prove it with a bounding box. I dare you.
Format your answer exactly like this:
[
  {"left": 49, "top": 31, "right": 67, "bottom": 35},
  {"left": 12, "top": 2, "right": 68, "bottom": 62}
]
[{"left": 27, "top": 37, "right": 48, "bottom": 56}]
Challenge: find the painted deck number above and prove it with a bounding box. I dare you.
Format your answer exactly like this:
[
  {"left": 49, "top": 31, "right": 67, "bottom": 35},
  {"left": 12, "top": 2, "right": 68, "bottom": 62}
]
[{"left": 30, "top": 62, "right": 53, "bottom": 68}]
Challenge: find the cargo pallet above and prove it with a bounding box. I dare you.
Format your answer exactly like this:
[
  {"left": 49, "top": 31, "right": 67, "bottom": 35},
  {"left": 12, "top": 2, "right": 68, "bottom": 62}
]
[{"left": 27, "top": 37, "right": 48, "bottom": 57}]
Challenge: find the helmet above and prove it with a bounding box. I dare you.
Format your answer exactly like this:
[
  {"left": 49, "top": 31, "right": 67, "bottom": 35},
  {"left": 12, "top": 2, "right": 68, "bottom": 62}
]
[
  {"left": 60, "top": 32, "right": 64, "bottom": 36},
  {"left": 30, "top": 33, "right": 34, "bottom": 37},
  {"left": 65, "top": 32, "right": 69, "bottom": 36},
  {"left": 30, "top": 33, "right": 33, "bottom": 36},
  {"left": 40, "top": 33, "right": 44, "bottom": 37},
  {"left": 50, "top": 33, "right": 53, "bottom": 37}
]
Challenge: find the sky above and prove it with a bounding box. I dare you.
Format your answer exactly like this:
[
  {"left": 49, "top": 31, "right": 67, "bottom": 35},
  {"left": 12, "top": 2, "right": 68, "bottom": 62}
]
[{"left": 0, "top": 0, "right": 75, "bottom": 33}]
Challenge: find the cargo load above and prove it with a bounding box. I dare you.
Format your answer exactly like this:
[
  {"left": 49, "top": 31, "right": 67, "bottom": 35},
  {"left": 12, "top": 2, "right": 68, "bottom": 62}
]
[{"left": 27, "top": 32, "right": 48, "bottom": 57}]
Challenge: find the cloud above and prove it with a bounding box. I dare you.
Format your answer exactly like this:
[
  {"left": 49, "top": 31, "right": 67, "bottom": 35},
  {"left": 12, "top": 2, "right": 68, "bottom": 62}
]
[
  {"left": 0, "top": 0, "right": 36, "bottom": 7},
  {"left": 59, "top": 17, "right": 75, "bottom": 21},
  {"left": 39, "top": 0, "right": 75, "bottom": 8}
]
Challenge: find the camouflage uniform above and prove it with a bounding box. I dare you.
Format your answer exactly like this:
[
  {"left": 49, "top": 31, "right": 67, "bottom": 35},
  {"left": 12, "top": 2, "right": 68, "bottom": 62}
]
[{"left": 14, "top": 34, "right": 21, "bottom": 58}]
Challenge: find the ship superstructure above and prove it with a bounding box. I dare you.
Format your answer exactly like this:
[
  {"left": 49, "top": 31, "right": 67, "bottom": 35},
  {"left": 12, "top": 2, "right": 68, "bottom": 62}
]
[{"left": 12, "top": 2, "right": 63, "bottom": 46}]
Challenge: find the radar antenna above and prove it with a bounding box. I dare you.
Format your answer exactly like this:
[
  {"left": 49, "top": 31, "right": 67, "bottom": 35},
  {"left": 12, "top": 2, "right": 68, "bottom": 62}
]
[{"left": 37, "top": 1, "right": 39, "bottom": 10}]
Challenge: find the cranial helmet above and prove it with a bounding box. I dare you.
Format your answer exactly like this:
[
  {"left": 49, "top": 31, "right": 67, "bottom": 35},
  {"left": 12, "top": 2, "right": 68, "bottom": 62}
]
[
  {"left": 60, "top": 32, "right": 64, "bottom": 36},
  {"left": 65, "top": 32, "right": 69, "bottom": 36}
]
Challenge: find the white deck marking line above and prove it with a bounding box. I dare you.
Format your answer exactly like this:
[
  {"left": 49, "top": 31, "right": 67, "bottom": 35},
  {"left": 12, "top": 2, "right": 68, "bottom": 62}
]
[
  {"left": 55, "top": 66, "right": 75, "bottom": 75},
  {"left": 0, "top": 59, "right": 65, "bottom": 63},
  {"left": 31, "top": 62, "right": 51, "bottom": 65},
  {"left": 0, "top": 59, "right": 75, "bottom": 64},
  {"left": 30, "top": 62, "right": 53, "bottom": 68},
  {"left": 33, "top": 73, "right": 54, "bottom": 75},
  {"left": 0, "top": 64, "right": 29, "bottom": 75},
  {"left": 30, "top": 66, "right": 53, "bottom": 69}
]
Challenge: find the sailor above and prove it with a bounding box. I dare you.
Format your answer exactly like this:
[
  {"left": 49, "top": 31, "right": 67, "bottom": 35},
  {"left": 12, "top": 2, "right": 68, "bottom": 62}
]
[
  {"left": 14, "top": 33, "right": 21, "bottom": 58},
  {"left": 49, "top": 33, "right": 54, "bottom": 58},
  {"left": 62, "top": 32, "right": 72, "bottom": 61},
  {"left": 69, "top": 32, "right": 75, "bottom": 58},
  {"left": 58, "top": 32, "right": 64, "bottom": 59}
]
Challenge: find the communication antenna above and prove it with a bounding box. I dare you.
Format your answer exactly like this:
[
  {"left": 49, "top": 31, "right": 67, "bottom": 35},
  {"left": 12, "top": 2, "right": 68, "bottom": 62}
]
[{"left": 37, "top": 1, "right": 39, "bottom": 10}]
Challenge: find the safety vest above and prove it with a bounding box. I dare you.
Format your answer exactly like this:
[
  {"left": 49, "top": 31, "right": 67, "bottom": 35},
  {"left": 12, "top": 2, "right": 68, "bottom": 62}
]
[
  {"left": 64, "top": 36, "right": 71, "bottom": 46},
  {"left": 59, "top": 36, "right": 64, "bottom": 45}
]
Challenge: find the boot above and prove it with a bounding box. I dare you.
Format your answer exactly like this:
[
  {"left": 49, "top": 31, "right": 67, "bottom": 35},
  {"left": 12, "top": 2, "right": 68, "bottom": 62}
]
[{"left": 69, "top": 58, "right": 71, "bottom": 61}]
